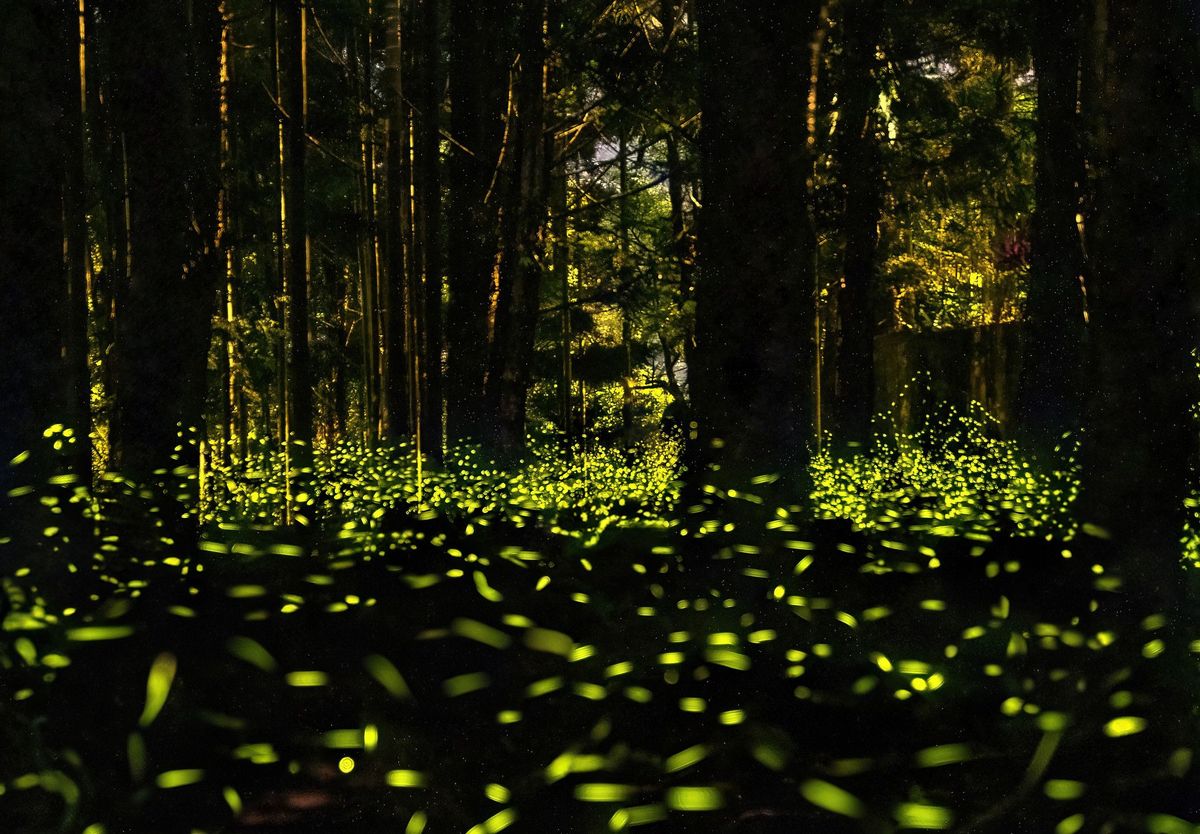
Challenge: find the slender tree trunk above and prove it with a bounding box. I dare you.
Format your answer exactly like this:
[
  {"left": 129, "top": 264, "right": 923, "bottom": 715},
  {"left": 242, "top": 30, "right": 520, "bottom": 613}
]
[
  {"left": 485, "top": 0, "right": 549, "bottom": 453},
  {"left": 284, "top": 0, "right": 313, "bottom": 466},
  {"left": 552, "top": 164, "right": 572, "bottom": 442},
  {"left": 418, "top": 0, "right": 445, "bottom": 459},
  {"left": 92, "top": 63, "right": 123, "bottom": 437},
  {"left": 658, "top": 331, "right": 687, "bottom": 405},
  {"left": 1019, "top": 0, "right": 1087, "bottom": 452},
  {"left": 831, "top": 0, "right": 882, "bottom": 448},
  {"left": 355, "top": 25, "right": 381, "bottom": 442},
  {"left": 660, "top": 0, "right": 697, "bottom": 398},
  {"left": 1081, "top": 0, "right": 1200, "bottom": 587},
  {"left": 105, "top": 0, "right": 222, "bottom": 481},
  {"left": 272, "top": 0, "right": 289, "bottom": 452},
  {"left": 331, "top": 261, "right": 349, "bottom": 440},
  {"left": 63, "top": 0, "right": 93, "bottom": 481},
  {"left": 691, "top": 1, "right": 821, "bottom": 483},
  {"left": 219, "top": 0, "right": 238, "bottom": 466},
  {"left": 446, "top": 0, "right": 510, "bottom": 441},
  {"left": 664, "top": 132, "right": 695, "bottom": 388},
  {"left": 618, "top": 131, "right": 635, "bottom": 450},
  {"left": 808, "top": 3, "right": 830, "bottom": 447},
  {"left": 384, "top": 0, "right": 412, "bottom": 438}
]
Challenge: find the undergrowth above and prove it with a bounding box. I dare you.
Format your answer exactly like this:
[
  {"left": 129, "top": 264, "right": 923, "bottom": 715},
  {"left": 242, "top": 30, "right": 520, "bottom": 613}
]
[
  {"left": 810, "top": 403, "right": 1079, "bottom": 541},
  {"left": 200, "top": 405, "right": 1081, "bottom": 547}
]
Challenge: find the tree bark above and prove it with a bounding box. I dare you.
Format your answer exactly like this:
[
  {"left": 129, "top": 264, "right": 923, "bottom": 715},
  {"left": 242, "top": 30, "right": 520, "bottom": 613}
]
[
  {"left": 691, "top": 0, "right": 821, "bottom": 483},
  {"left": 219, "top": 0, "right": 237, "bottom": 466},
  {"left": 0, "top": 1, "right": 71, "bottom": 486},
  {"left": 831, "top": 0, "right": 882, "bottom": 448},
  {"left": 660, "top": 0, "right": 697, "bottom": 408},
  {"left": 1081, "top": 0, "right": 1200, "bottom": 585},
  {"left": 445, "top": 0, "right": 511, "bottom": 441},
  {"left": 485, "top": 0, "right": 549, "bottom": 454},
  {"left": 105, "top": 0, "right": 222, "bottom": 480},
  {"left": 418, "top": 0, "right": 445, "bottom": 460},
  {"left": 284, "top": 0, "right": 314, "bottom": 464},
  {"left": 1019, "top": 0, "right": 1087, "bottom": 452},
  {"left": 355, "top": 25, "right": 381, "bottom": 441},
  {"left": 384, "top": 0, "right": 412, "bottom": 439},
  {"left": 618, "top": 131, "right": 635, "bottom": 450},
  {"left": 664, "top": 132, "right": 695, "bottom": 386},
  {"left": 552, "top": 165, "right": 572, "bottom": 441}
]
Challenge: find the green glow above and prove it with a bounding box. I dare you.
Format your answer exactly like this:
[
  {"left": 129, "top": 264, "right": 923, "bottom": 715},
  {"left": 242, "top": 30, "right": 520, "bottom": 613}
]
[
  {"left": 800, "top": 780, "right": 865, "bottom": 818},
  {"left": 1104, "top": 716, "right": 1148, "bottom": 737},
  {"left": 285, "top": 671, "right": 329, "bottom": 687},
  {"left": 138, "top": 652, "right": 177, "bottom": 727},
  {"left": 155, "top": 769, "right": 205, "bottom": 789},
  {"left": 894, "top": 802, "right": 955, "bottom": 829},
  {"left": 386, "top": 770, "right": 428, "bottom": 788}
]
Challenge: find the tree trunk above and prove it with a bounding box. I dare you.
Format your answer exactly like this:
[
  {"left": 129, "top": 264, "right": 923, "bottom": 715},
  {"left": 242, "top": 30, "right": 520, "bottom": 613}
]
[
  {"left": 0, "top": 1, "right": 71, "bottom": 487},
  {"left": 691, "top": 1, "right": 821, "bottom": 483},
  {"left": 272, "top": 0, "right": 289, "bottom": 452},
  {"left": 664, "top": 132, "right": 695, "bottom": 390},
  {"left": 284, "top": 0, "right": 313, "bottom": 465},
  {"left": 446, "top": 0, "right": 510, "bottom": 441},
  {"left": 831, "top": 0, "right": 882, "bottom": 448},
  {"left": 219, "top": 0, "right": 237, "bottom": 466},
  {"left": 485, "top": 0, "right": 549, "bottom": 454},
  {"left": 1081, "top": 0, "right": 1200, "bottom": 587},
  {"left": 105, "top": 0, "right": 222, "bottom": 481},
  {"left": 355, "top": 26, "right": 381, "bottom": 442},
  {"left": 62, "top": 0, "right": 93, "bottom": 482},
  {"left": 1019, "top": 0, "right": 1087, "bottom": 452},
  {"left": 552, "top": 165, "right": 572, "bottom": 441},
  {"left": 660, "top": 0, "right": 696, "bottom": 402},
  {"left": 384, "top": 0, "right": 412, "bottom": 439},
  {"left": 91, "top": 61, "right": 124, "bottom": 442},
  {"left": 418, "top": 0, "right": 445, "bottom": 460},
  {"left": 618, "top": 131, "right": 635, "bottom": 450}
]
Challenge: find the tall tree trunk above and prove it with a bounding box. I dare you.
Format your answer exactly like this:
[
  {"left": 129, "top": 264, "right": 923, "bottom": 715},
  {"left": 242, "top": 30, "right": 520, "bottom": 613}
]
[
  {"left": 1019, "top": 0, "right": 1087, "bottom": 452},
  {"left": 64, "top": 0, "right": 93, "bottom": 481},
  {"left": 548, "top": 2, "right": 572, "bottom": 446},
  {"left": 272, "top": 0, "right": 289, "bottom": 452},
  {"left": 219, "top": 0, "right": 238, "bottom": 466},
  {"left": 660, "top": 0, "right": 696, "bottom": 401},
  {"left": 0, "top": 2, "right": 71, "bottom": 487},
  {"left": 664, "top": 131, "right": 695, "bottom": 388},
  {"left": 91, "top": 61, "right": 124, "bottom": 439},
  {"left": 418, "top": 0, "right": 445, "bottom": 460},
  {"left": 331, "top": 261, "right": 349, "bottom": 440},
  {"left": 552, "top": 164, "right": 572, "bottom": 442},
  {"left": 618, "top": 131, "right": 635, "bottom": 450},
  {"left": 691, "top": 1, "right": 821, "bottom": 482},
  {"left": 831, "top": 0, "right": 882, "bottom": 448},
  {"left": 485, "top": 0, "right": 549, "bottom": 454},
  {"left": 1081, "top": 0, "right": 1200, "bottom": 587},
  {"left": 284, "top": 0, "right": 313, "bottom": 465},
  {"left": 384, "top": 0, "right": 412, "bottom": 438},
  {"left": 355, "top": 25, "right": 381, "bottom": 442},
  {"left": 446, "top": 0, "right": 510, "bottom": 441},
  {"left": 105, "top": 0, "right": 222, "bottom": 481}
]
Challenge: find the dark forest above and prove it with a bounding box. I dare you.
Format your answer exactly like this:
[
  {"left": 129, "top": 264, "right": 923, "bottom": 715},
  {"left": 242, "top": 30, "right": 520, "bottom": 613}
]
[{"left": 1, "top": 1, "right": 1199, "bottom": 832}]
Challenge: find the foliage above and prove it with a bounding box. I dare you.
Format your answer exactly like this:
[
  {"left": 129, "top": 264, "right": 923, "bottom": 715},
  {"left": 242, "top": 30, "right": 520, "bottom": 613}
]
[
  {"left": 878, "top": 47, "right": 1035, "bottom": 331},
  {"left": 200, "top": 405, "right": 1084, "bottom": 547},
  {"left": 203, "top": 431, "right": 684, "bottom": 539},
  {"left": 812, "top": 404, "right": 1078, "bottom": 540}
]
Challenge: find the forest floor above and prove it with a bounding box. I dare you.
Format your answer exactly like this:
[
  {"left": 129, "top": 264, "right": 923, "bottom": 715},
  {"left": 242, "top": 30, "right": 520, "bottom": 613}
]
[{"left": 2, "top": 423, "right": 1200, "bottom": 834}]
